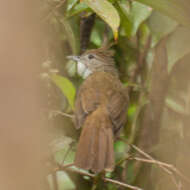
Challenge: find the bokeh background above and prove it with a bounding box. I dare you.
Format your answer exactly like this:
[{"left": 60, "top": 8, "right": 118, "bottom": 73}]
[{"left": 1, "top": 0, "right": 190, "bottom": 190}]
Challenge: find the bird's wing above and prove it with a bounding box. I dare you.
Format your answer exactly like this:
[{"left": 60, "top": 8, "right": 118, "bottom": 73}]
[
  {"left": 75, "top": 87, "right": 99, "bottom": 129},
  {"left": 107, "top": 88, "right": 128, "bottom": 135}
]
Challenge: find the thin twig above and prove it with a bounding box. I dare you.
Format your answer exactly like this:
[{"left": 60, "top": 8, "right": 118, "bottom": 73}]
[
  {"left": 131, "top": 157, "right": 182, "bottom": 189},
  {"left": 131, "top": 144, "right": 190, "bottom": 185},
  {"left": 56, "top": 164, "right": 143, "bottom": 190},
  {"left": 130, "top": 157, "right": 174, "bottom": 169},
  {"left": 131, "top": 155, "right": 190, "bottom": 184},
  {"left": 116, "top": 154, "right": 134, "bottom": 166},
  {"left": 171, "top": 166, "right": 190, "bottom": 185},
  {"left": 130, "top": 144, "right": 172, "bottom": 175},
  {"left": 54, "top": 163, "right": 74, "bottom": 173},
  {"left": 119, "top": 138, "right": 171, "bottom": 174},
  {"left": 131, "top": 146, "right": 182, "bottom": 189},
  {"left": 61, "top": 163, "right": 74, "bottom": 169},
  {"left": 103, "top": 176, "right": 142, "bottom": 190},
  {"left": 119, "top": 138, "right": 190, "bottom": 189},
  {"left": 51, "top": 110, "right": 74, "bottom": 119}
]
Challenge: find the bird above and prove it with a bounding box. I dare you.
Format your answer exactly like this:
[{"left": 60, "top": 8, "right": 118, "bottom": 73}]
[{"left": 67, "top": 46, "right": 128, "bottom": 173}]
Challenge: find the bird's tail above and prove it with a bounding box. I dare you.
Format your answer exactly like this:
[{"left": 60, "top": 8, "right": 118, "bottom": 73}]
[{"left": 74, "top": 108, "right": 114, "bottom": 173}]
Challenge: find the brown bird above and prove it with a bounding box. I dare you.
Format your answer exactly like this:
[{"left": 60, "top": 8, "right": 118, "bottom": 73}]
[{"left": 68, "top": 47, "right": 128, "bottom": 173}]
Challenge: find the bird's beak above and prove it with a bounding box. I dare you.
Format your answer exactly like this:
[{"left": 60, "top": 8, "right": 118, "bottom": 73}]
[{"left": 67, "top": 55, "right": 80, "bottom": 62}]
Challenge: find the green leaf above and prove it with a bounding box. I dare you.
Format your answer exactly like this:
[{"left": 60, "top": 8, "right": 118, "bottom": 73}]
[
  {"left": 67, "top": 2, "right": 89, "bottom": 18},
  {"left": 134, "top": 0, "right": 190, "bottom": 27},
  {"left": 114, "top": 140, "right": 128, "bottom": 153},
  {"left": 116, "top": 1, "right": 132, "bottom": 38},
  {"left": 148, "top": 11, "right": 177, "bottom": 44},
  {"left": 55, "top": 148, "right": 75, "bottom": 165},
  {"left": 90, "top": 19, "right": 106, "bottom": 46},
  {"left": 66, "top": 60, "right": 77, "bottom": 77},
  {"left": 118, "top": 1, "right": 151, "bottom": 37},
  {"left": 83, "top": 0, "right": 120, "bottom": 39},
  {"left": 51, "top": 74, "right": 76, "bottom": 109},
  {"left": 130, "top": 2, "right": 152, "bottom": 36},
  {"left": 90, "top": 19, "right": 107, "bottom": 47},
  {"left": 114, "top": 140, "right": 130, "bottom": 163},
  {"left": 167, "top": 26, "right": 190, "bottom": 72},
  {"left": 57, "top": 171, "right": 75, "bottom": 189},
  {"left": 90, "top": 27, "right": 102, "bottom": 46},
  {"left": 128, "top": 104, "right": 137, "bottom": 120}
]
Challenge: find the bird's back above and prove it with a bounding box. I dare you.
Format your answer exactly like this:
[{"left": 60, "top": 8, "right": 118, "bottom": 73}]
[{"left": 76, "top": 71, "right": 127, "bottom": 113}]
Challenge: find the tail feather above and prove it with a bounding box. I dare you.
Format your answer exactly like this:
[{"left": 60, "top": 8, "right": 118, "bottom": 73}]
[
  {"left": 92, "top": 126, "right": 107, "bottom": 173},
  {"left": 105, "top": 127, "right": 115, "bottom": 171},
  {"left": 74, "top": 117, "right": 96, "bottom": 170},
  {"left": 74, "top": 109, "right": 115, "bottom": 173},
  {"left": 96, "top": 127, "right": 107, "bottom": 172},
  {"left": 91, "top": 124, "right": 100, "bottom": 173}
]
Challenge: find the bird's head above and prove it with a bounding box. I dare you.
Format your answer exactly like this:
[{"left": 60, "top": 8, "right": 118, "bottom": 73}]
[{"left": 67, "top": 47, "right": 117, "bottom": 78}]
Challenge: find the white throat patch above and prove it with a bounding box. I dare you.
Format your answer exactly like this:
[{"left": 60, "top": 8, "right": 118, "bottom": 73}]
[{"left": 77, "top": 61, "right": 92, "bottom": 79}]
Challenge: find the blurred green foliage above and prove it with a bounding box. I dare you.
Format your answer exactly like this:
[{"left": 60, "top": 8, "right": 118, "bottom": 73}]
[{"left": 51, "top": 74, "right": 76, "bottom": 109}]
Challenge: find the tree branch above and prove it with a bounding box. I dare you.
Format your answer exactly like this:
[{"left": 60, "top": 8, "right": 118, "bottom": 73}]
[
  {"left": 119, "top": 138, "right": 190, "bottom": 189},
  {"left": 80, "top": 13, "right": 96, "bottom": 53},
  {"left": 55, "top": 164, "right": 143, "bottom": 190}
]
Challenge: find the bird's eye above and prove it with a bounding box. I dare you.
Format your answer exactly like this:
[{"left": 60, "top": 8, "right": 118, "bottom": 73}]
[{"left": 88, "top": 54, "right": 94, "bottom": 59}]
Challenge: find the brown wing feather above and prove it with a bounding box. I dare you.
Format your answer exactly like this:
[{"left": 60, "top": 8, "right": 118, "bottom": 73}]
[
  {"left": 105, "top": 127, "right": 115, "bottom": 171},
  {"left": 74, "top": 92, "right": 86, "bottom": 129},
  {"left": 107, "top": 88, "right": 128, "bottom": 135},
  {"left": 75, "top": 87, "right": 99, "bottom": 129}
]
